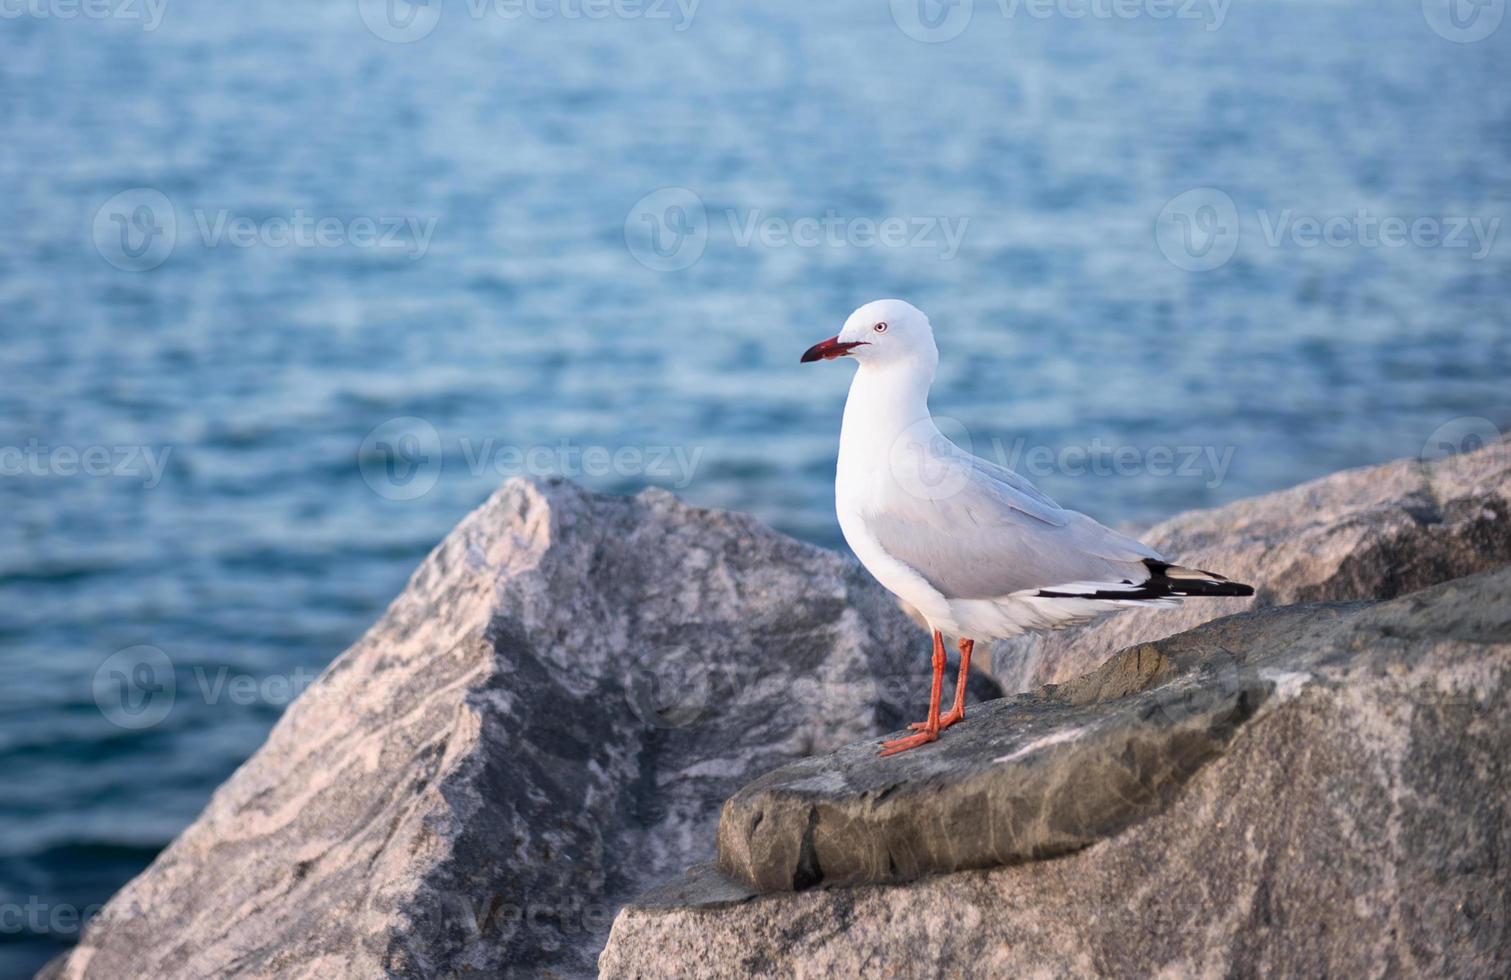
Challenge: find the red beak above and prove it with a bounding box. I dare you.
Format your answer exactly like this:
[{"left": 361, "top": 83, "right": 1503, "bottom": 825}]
[{"left": 800, "top": 337, "right": 867, "bottom": 363}]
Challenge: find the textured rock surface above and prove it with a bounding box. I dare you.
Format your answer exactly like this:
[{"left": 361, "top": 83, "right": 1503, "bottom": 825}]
[
  {"left": 41, "top": 478, "right": 992, "bottom": 980},
  {"left": 989, "top": 439, "right": 1511, "bottom": 693},
  {"left": 602, "top": 567, "right": 1511, "bottom": 978},
  {"left": 715, "top": 643, "right": 1273, "bottom": 892}
]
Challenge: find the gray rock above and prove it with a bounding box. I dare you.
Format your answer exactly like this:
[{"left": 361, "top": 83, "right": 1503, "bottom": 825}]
[
  {"left": 42, "top": 478, "right": 992, "bottom": 980},
  {"left": 715, "top": 649, "right": 1270, "bottom": 893},
  {"left": 600, "top": 567, "right": 1511, "bottom": 979},
  {"left": 989, "top": 438, "right": 1511, "bottom": 693}
]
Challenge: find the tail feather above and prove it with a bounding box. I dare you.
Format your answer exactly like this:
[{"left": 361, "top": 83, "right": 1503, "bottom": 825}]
[{"left": 1036, "top": 559, "right": 1254, "bottom": 601}]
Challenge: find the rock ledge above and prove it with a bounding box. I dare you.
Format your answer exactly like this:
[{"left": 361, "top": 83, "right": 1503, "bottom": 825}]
[{"left": 604, "top": 568, "right": 1511, "bottom": 979}]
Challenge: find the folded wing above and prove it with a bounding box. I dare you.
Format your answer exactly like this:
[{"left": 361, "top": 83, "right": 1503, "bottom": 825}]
[{"left": 867, "top": 445, "right": 1163, "bottom": 600}]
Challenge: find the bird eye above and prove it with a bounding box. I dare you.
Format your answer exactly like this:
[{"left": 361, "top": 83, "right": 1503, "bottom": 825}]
[{"left": 874, "top": 322, "right": 888, "bottom": 333}]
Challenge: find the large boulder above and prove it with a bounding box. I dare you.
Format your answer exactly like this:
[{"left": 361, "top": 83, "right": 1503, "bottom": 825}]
[
  {"left": 600, "top": 567, "right": 1511, "bottom": 979},
  {"left": 714, "top": 629, "right": 1274, "bottom": 893},
  {"left": 989, "top": 438, "right": 1511, "bottom": 692},
  {"left": 41, "top": 478, "right": 988, "bottom": 980}
]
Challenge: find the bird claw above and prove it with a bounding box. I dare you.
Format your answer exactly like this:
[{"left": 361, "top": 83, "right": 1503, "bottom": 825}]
[{"left": 879, "top": 728, "right": 939, "bottom": 757}]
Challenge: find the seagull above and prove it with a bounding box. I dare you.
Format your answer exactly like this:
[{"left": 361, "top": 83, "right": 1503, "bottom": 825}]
[{"left": 802, "top": 299, "right": 1254, "bottom": 756}]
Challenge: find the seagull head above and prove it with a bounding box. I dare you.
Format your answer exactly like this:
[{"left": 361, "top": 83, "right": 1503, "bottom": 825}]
[{"left": 800, "top": 299, "right": 938, "bottom": 370}]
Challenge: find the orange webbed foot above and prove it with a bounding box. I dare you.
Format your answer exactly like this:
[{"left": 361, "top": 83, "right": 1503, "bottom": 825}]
[{"left": 879, "top": 727, "right": 939, "bottom": 756}]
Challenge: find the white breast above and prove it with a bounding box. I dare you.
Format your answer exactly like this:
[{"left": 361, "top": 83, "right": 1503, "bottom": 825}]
[
  {"left": 836, "top": 484, "right": 960, "bottom": 635},
  {"left": 834, "top": 365, "right": 959, "bottom": 634}
]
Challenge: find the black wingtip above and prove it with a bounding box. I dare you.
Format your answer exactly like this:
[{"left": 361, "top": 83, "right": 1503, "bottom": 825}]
[
  {"left": 1034, "top": 561, "right": 1256, "bottom": 602},
  {"left": 1143, "top": 559, "right": 1256, "bottom": 598}
]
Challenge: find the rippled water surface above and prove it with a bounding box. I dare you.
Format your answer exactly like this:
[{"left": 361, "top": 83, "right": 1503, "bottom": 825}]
[{"left": 2, "top": 1, "right": 1508, "bottom": 973}]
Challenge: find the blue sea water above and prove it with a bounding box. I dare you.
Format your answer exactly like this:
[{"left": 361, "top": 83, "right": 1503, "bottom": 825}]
[{"left": 1, "top": 0, "right": 1508, "bottom": 973}]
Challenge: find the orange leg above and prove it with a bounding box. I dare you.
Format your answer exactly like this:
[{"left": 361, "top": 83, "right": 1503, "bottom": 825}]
[
  {"left": 911, "top": 637, "right": 973, "bottom": 732},
  {"left": 879, "top": 630, "right": 946, "bottom": 756},
  {"left": 944, "top": 637, "right": 975, "bottom": 727}
]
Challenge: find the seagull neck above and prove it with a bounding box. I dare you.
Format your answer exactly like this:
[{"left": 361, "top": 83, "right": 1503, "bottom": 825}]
[{"left": 840, "top": 361, "right": 936, "bottom": 451}]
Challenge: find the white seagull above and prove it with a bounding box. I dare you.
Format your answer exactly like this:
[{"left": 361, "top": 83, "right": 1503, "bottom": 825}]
[{"left": 802, "top": 299, "right": 1254, "bottom": 756}]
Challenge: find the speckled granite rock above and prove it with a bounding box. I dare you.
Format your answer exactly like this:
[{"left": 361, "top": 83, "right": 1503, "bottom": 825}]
[
  {"left": 990, "top": 438, "right": 1511, "bottom": 693},
  {"left": 40, "top": 478, "right": 992, "bottom": 980},
  {"left": 715, "top": 642, "right": 1273, "bottom": 893},
  {"left": 600, "top": 567, "right": 1511, "bottom": 979}
]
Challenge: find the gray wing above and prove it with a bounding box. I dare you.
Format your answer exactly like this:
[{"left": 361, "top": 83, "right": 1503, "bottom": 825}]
[
  {"left": 961, "top": 452, "right": 1068, "bottom": 527},
  {"left": 868, "top": 444, "right": 1163, "bottom": 600}
]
